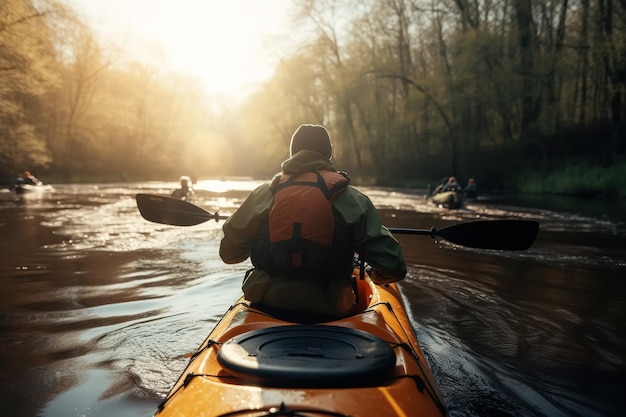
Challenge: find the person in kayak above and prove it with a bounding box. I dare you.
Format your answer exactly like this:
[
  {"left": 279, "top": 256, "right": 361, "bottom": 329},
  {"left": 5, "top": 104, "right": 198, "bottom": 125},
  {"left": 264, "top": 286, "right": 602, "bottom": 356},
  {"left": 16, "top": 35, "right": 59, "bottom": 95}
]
[
  {"left": 441, "top": 176, "right": 462, "bottom": 192},
  {"left": 11, "top": 170, "right": 42, "bottom": 194},
  {"left": 18, "top": 170, "right": 41, "bottom": 186},
  {"left": 431, "top": 176, "right": 449, "bottom": 196},
  {"left": 219, "top": 124, "right": 406, "bottom": 318},
  {"left": 171, "top": 176, "right": 194, "bottom": 201},
  {"left": 464, "top": 177, "right": 477, "bottom": 199}
]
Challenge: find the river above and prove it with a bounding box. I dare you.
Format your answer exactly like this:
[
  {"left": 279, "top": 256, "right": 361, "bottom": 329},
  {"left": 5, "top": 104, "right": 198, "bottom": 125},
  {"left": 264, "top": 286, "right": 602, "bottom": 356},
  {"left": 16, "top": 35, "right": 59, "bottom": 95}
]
[{"left": 0, "top": 180, "right": 624, "bottom": 417}]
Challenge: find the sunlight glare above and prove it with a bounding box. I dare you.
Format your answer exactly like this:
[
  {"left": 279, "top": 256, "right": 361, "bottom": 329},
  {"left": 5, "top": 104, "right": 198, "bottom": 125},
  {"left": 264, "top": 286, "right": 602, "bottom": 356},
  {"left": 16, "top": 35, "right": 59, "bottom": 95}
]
[
  {"left": 195, "top": 179, "right": 264, "bottom": 193},
  {"left": 64, "top": 0, "right": 292, "bottom": 100}
]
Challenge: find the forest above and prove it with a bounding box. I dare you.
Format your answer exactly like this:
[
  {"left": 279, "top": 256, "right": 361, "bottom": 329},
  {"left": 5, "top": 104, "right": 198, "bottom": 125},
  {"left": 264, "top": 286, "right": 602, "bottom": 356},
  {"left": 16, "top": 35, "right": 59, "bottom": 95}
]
[{"left": 1, "top": 0, "right": 625, "bottom": 196}]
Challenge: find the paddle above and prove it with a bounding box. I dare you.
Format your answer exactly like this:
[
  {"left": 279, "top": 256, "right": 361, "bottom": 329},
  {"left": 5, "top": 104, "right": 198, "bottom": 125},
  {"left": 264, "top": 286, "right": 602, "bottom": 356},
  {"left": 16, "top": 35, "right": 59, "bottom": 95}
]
[
  {"left": 135, "top": 193, "right": 538, "bottom": 250},
  {"left": 389, "top": 220, "right": 538, "bottom": 250},
  {"left": 136, "top": 193, "right": 229, "bottom": 226}
]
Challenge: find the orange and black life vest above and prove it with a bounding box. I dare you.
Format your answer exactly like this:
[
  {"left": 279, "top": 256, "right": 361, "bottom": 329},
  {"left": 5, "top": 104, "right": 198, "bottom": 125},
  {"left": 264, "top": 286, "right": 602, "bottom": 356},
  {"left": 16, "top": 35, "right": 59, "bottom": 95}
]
[{"left": 251, "top": 170, "right": 354, "bottom": 279}]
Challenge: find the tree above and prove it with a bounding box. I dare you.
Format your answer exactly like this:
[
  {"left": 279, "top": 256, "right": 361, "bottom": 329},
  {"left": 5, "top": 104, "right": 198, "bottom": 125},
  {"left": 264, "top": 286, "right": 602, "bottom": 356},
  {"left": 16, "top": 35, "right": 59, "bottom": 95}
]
[{"left": 0, "top": 0, "right": 62, "bottom": 181}]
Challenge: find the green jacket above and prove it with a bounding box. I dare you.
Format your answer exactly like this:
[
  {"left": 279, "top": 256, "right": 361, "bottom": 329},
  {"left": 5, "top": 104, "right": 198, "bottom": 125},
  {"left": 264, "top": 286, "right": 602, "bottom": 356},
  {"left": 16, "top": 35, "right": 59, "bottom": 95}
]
[{"left": 219, "top": 150, "right": 406, "bottom": 316}]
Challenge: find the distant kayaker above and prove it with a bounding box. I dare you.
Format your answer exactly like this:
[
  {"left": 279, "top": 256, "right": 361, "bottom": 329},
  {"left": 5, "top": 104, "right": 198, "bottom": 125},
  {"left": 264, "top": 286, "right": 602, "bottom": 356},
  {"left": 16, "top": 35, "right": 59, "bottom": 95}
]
[
  {"left": 442, "top": 176, "right": 462, "bottom": 192},
  {"left": 465, "top": 178, "right": 477, "bottom": 199},
  {"left": 18, "top": 170, "right": 40, "bottom": 186},
  {"left": 171, "top": 176, "right": 194, "bottom": 201},
  {"left": 219, "top": 124, "right": 406, "bottom": 318},
  {"left": 10, "top": 171, "right": 42, "bottom": 194},
  {"left": 431, "top": 176, "right": 449, "bottom": 195}
]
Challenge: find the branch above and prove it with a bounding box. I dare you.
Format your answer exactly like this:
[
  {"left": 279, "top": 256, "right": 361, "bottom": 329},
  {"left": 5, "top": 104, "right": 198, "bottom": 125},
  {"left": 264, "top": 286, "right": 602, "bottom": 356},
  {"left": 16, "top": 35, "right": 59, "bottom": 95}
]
[
  {"left": 373, "top": 73, "right": 453, "bottom": 136},
  {"left": 0, "top": 11, "right": 48, "bottom": 34}
]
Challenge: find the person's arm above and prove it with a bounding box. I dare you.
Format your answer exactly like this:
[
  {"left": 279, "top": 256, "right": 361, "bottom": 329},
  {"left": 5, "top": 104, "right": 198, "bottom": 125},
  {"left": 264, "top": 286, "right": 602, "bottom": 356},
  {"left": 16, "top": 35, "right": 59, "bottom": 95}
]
[
  {"left": 219, "top": 184, "right": 273, "bottom": 264},
  {"left": 359, "top": 221, "right": 407, "bottom": 285},
  {"left": 335, "top": 188, "right": 407, "bottom": 284}
]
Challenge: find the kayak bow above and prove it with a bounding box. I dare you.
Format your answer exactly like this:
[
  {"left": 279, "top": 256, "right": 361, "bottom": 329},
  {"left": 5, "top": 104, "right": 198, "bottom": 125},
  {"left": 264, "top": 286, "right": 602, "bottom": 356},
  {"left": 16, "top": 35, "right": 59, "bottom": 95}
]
[{"left": 155, "top": 271, "right": 448, "bottom": 417}]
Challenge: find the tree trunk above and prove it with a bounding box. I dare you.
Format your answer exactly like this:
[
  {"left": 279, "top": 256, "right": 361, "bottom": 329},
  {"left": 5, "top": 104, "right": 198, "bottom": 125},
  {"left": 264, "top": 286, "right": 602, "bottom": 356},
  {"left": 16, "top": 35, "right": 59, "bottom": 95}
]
[{"left": 513, "top": 0, "right": 541, "bottom": 154}]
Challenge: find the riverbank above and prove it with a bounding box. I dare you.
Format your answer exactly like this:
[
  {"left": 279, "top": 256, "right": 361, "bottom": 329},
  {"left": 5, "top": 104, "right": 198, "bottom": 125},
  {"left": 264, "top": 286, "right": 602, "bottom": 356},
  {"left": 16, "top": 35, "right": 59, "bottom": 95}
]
[
  {"left": 406, "top": 159, "right": 626, "bottom": 200},
  {"left": 4, "top": 159, "right": 625, "bottom": 201},
  {"left": 512, "top": 159, "right": 626, "bottom": 198}
]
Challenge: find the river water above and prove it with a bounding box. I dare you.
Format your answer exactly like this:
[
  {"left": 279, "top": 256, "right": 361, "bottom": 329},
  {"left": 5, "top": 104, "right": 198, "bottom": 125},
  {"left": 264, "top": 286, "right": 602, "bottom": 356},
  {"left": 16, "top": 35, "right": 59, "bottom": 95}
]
[{"left": 0, "top": 180, "right": 624, "bottom": 417}]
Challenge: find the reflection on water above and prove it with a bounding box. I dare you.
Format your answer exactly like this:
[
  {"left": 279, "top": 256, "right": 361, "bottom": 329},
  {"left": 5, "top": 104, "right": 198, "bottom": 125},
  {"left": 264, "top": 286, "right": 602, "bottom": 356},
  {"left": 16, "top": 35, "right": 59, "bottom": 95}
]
[{"left": 0, "top": 182, "right": 624, "bottom": 417}]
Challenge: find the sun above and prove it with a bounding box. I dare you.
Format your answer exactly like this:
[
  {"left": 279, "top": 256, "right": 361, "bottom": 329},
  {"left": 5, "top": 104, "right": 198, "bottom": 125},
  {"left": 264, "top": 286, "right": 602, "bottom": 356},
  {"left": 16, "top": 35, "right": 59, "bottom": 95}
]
[{"left": 64, "top": 0, "right": 292, "bottom": 100}]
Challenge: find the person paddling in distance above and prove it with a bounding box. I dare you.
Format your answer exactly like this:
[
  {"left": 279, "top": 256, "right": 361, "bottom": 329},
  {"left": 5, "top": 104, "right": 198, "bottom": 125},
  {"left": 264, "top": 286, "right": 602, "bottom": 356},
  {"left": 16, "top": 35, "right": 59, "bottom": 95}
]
[
  {"left": 171, "top": 175, "right": 194, "bottom": 201},
  {"left": 15, "top": 170, "right": 41, "bottom": 186},
  {"left": 464, "top": 178, "right": 477, "bottom": 199},
  {"left": 442, "top": 176, "right": 462, "bottom": 193},
  {"left": 219, "top": 124, "right": 406, "bottom": 319},
  {"left": 431, "top": 176, "right": 449, "bottom": 196}
]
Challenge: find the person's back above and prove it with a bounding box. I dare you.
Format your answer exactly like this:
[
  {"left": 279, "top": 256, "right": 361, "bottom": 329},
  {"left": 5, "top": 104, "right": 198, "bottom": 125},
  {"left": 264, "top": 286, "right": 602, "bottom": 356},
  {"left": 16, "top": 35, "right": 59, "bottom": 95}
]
[
  {"left": 260, "top": 169, "right": 352, "bottom": 280},
  {"left": 219, "top": 124, "right": 406, "bottom": 319}
]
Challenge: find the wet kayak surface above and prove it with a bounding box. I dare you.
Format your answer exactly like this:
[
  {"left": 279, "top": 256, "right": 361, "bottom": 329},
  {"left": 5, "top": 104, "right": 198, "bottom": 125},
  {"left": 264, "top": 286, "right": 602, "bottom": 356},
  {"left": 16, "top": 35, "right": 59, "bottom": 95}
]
[{"left": 0, "top": 181, "right": 624, "bottom": 417}]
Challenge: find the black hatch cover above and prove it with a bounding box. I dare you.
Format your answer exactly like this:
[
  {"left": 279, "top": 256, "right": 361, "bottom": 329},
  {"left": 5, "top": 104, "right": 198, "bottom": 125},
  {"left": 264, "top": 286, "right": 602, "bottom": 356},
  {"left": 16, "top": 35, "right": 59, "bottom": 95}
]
[{"left": 217, "top": 325, "right": 396, "bottom": 387}]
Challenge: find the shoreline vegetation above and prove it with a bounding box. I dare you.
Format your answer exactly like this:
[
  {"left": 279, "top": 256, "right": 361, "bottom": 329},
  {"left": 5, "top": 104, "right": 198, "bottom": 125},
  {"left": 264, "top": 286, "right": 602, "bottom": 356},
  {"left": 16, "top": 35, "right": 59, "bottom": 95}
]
[
  {"left": 5, "top": 159, "right": 625, "bottom": 201},
  {"left": 513, "top": 160, "right": 626, "bottom": 199}
]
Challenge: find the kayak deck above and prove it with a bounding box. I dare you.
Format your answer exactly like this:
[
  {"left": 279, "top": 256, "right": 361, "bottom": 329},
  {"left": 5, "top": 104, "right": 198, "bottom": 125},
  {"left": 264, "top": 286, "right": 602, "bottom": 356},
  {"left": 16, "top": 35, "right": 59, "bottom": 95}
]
[{"left": 156, "top": 273, "right": 447, "bottom": 417}]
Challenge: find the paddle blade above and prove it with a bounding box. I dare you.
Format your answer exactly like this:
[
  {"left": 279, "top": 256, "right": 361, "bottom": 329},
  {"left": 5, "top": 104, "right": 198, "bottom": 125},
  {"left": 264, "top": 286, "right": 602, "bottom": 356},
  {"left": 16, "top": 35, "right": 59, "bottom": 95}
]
[
  {"left": 436, "top": 220, "right": 539, "bottom": 250},
  {"left": 136, "top": 193, "right": 220, "bottom": 226}
]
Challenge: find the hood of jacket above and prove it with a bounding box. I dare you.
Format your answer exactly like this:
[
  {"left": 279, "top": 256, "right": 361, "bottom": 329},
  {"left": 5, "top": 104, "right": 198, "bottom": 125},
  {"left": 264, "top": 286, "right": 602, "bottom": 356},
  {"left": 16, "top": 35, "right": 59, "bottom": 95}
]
[{"left": 280, "top": 150, "right": 337, "bottom": 175}]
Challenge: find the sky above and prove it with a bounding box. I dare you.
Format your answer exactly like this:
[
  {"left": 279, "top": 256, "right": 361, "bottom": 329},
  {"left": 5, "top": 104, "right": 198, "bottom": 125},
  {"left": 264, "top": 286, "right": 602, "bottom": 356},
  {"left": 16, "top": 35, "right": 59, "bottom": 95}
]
[{"left": 63, "top": 0, "right": 294, "bottom": 101}]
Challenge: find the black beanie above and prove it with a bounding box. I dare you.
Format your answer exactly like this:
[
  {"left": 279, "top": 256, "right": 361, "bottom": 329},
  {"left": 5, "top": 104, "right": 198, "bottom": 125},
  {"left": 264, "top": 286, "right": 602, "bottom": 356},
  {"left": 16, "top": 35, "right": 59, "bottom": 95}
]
[{"left": 289, "top": 124, "right": 333, "bottom": 158}]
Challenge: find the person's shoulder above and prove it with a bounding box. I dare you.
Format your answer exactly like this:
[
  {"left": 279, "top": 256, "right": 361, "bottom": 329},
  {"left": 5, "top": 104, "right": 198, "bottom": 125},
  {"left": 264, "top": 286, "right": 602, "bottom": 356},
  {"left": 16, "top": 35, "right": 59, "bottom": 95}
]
[
  {"left": 343, "top": 184, "right": 363, "bottom": 194},
  {"left": 335, "top": 185, "right": 374, "bottom": 205},
  {"left": 250, "top": 181, "right": 272, "bottom": 196}
]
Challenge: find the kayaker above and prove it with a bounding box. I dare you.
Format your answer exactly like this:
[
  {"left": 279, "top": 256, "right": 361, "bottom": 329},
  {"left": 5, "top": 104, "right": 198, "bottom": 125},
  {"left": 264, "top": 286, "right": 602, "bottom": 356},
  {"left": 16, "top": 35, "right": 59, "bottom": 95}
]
[
  {"left": 19, "top": 170, "right": 40, "bottom": 185},
  {"left": 442, "top": 176, "right": 461, "bottom": 192},
  {"left": 219, "top": 124, "right": 406, "bottom": 318},
  {"left": 171, "top": 176, "right": 193, "bottom": 201},
  {"left": 12, "top": 170, "right": 41, "bottom": 192},
  {"left": 431, "top": 176, "right": 449, "bottom": 195},
  {"left": 464, "top": 177, "right": 477, "bottom": 199}
]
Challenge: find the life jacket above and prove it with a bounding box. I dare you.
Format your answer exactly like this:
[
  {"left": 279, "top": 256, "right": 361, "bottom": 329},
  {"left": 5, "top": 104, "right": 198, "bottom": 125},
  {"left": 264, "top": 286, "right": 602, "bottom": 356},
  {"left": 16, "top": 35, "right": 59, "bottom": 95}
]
[{"left": 252, "top": 170, "right": 354, "bottom": 279}]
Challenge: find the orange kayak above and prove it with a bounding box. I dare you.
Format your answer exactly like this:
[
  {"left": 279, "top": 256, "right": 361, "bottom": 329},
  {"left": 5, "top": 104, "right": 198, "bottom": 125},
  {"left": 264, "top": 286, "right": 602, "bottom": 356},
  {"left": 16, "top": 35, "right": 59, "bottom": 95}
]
[{"left": 155, "top": 271, "right": 448, "bottom": 417}]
